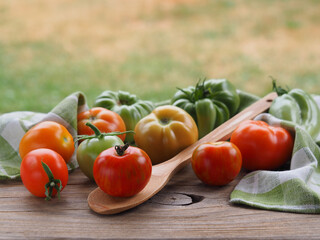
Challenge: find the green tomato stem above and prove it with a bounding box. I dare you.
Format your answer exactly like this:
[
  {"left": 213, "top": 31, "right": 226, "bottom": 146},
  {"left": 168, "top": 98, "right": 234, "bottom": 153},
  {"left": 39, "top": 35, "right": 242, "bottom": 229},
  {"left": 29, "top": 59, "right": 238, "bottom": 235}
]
[
  {"left": 271, "top": 78, "right": 289, "bottom": 96},
  {"left": 41, "top": 161, "right": 62, "bottom": 201},
  {"left": 75, "top": 122, "right": 135, "bottom": 145},
  {"left": 85, "top": 122, "right": 102, "bottom": 137},
  {"left": 75, "top": 130, "right": 135, "bottom": 144},
  {"left": 177, "top": 78, "right": 209, "bottom": 103}
]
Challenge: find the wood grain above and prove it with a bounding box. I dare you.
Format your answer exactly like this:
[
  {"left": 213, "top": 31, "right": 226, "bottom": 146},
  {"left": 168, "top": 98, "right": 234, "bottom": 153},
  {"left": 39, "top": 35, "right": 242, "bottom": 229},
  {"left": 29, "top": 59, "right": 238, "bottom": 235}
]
[{"left": 0, "top": 166, "right": 318, "bottom": 240}]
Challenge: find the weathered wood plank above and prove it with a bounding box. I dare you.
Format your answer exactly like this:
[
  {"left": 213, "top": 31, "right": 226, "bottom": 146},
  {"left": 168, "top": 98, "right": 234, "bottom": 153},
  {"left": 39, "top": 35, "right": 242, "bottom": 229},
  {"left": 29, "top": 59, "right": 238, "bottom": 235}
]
[{"left": 0, "top": 165, "right": 319, "bottom": 239}]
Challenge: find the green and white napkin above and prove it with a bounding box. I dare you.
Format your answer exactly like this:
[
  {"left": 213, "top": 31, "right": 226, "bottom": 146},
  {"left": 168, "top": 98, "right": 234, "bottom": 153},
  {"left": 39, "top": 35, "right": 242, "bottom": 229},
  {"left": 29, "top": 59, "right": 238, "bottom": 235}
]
[
  {"left": 230, "top": 107, "right": 320, "bottom": 213},
  {"left": 0, "top": 92, "right": 87, "bottom": 180}
]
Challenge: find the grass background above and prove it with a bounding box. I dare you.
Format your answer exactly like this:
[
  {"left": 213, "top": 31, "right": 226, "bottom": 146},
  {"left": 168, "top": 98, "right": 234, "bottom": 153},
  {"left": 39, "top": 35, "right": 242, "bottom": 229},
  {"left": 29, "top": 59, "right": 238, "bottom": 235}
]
[{"left": 1, "top": 0, "right": 320, "bottom": 113}]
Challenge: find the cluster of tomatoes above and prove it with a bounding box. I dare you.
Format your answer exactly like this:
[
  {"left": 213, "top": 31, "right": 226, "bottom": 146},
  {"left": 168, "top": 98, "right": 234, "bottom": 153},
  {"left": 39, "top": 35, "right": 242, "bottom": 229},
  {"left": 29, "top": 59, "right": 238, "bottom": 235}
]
[
  {"left": 19, "top": 107, "right": 154, "bottom": 200},
  {"left": 19, "top": 104, "right": 294, "bottom": 200},
  {"left": 19, "top": 121, "right": 74, "bottom": 200},
  {"left": 192, "top": 120, "right": 294, "bottom": 186}
]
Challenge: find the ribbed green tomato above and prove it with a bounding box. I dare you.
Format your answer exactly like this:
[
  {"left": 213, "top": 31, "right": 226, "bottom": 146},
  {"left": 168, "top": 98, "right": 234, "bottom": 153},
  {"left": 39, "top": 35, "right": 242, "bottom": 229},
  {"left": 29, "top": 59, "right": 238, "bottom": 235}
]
[
  {"left": 171, "top": 79, "right": 240, "bottom": 139},
  {"left": 93, "top": 90, "right": 154, "bottom": 144}
]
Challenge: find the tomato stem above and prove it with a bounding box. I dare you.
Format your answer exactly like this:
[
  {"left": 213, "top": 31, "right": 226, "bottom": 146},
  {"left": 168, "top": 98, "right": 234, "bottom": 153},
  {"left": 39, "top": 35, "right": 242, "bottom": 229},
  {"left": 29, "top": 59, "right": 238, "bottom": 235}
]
[
  {"left": 160, "top": 118, "right": 170, "bottom": 125},
  {"left": 177, "top": 78, "right": 210, "bottom": 103},
  {"left": 115, "top": 143, "right": 130, "bottom": 156},
  {"left": 86, "top": 122, "right": 102, "bottom": 137},
  {"left": 41, "top": 161, "right": 63, "bottom": 201},
  {"left": 271, "top": 78, "right": 289, "bottom": 96},
  {"left": 74, "top": 122, "right": 134, "bottom": 144}
]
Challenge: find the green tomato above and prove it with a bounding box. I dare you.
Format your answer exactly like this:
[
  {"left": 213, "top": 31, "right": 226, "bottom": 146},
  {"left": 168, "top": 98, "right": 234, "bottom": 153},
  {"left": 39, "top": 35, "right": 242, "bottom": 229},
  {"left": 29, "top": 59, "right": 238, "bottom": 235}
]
[
  {"left": 269, "top": 81, "right": 320, "bottom": 140},
  {"left": 76, "top": 122, "right": 124, "bottom": 180},
  {"left": 171, "top": 79, "right": 240, "bottom": 139},
  {"left": 93, "top": 90, "right": 154, "bottom": 144},
  {"left": 77, "top": 136, "right": 123, "bottom": 180}
]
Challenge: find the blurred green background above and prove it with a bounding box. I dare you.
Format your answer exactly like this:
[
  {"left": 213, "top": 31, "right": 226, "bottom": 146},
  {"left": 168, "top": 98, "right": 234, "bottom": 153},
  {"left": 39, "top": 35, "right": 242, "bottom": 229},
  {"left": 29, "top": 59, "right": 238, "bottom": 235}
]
[{"left": 1, "top": 0, "right": 320, "bottom": 113}]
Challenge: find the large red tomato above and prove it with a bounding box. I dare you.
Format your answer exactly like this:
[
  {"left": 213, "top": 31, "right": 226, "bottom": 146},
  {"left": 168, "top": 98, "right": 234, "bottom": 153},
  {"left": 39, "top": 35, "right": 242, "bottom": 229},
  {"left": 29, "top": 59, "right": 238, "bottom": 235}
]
[
  {"left": 93, "top": 144, "right": 152, "bottom": 197},
  {"left": 20, "top": 148, "right": 69, "bottom": 200},
  {"left": 191, "top": 141, "right": 242, "bottom": 186},
  {"left": 19, "top": 121, "right": 75, "bottom": 163},
  {"left": 77, "top": 107, "right": 126, "bottom": 142},
  {"left": 230, "top": 120, "right": 294, "bottom": 171}
]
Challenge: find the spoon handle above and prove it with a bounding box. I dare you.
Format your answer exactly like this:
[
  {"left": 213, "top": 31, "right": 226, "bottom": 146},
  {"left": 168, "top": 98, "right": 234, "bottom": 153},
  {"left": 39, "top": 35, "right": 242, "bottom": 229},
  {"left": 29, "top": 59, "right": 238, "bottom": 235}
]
[{"left": 153, "top": 91, "right": 278, "bottom": 177}]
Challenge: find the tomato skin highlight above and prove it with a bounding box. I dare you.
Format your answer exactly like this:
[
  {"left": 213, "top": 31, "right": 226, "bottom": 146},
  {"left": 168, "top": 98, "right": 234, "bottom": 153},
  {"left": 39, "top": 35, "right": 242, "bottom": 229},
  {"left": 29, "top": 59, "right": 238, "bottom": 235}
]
[
  {"left": 19, "top": 121, "right": 75, "bottom": 163},
  {"left": 77, "top": 107, "right": 126, "bottom": 142},
  {"left": 93, "top": 145, "right": 152, "bottom": 197},
  {"left": 191, "top": 141, "right": 242, "bottom": 186},
  {"left": 20, "top": 148, "right": 68, "bottom": 198},
  {"left": 230, "top": 120, "right": 294, "bottom": 171}
]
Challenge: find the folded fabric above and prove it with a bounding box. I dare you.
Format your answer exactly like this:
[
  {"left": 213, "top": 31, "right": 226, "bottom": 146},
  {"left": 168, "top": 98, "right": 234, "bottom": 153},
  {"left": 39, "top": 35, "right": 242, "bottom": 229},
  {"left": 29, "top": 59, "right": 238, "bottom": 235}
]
[
  {"left": 0, "top": 92, "right": 88, "bottom": 180},
  {"left": 230, "top": 109, "right": 320, "bottom": 213}
]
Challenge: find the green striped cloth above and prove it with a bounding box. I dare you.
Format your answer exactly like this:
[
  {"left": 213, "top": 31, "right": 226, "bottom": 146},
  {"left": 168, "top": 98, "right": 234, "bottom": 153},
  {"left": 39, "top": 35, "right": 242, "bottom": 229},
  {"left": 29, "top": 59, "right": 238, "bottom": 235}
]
[
  {"left": 230, "top": 95, "right": 320, "bottom": 213},
  {"left": 0, "top": 92, "right": 88, "bottom": 180}
]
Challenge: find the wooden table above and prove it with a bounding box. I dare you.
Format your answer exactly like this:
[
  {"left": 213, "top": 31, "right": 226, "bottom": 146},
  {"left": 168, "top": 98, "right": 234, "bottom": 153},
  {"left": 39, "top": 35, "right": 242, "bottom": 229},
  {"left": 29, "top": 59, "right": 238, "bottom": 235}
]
[{"left": 1, "top": 164, "right": 318, "bottom": 239}]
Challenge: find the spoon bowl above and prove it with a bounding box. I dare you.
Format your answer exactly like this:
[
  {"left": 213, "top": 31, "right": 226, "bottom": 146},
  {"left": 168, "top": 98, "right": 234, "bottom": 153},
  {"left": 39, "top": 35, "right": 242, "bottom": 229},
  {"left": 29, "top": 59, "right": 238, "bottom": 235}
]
[{"left": 88, "top": 92, "right": 277, "bottom": 215}]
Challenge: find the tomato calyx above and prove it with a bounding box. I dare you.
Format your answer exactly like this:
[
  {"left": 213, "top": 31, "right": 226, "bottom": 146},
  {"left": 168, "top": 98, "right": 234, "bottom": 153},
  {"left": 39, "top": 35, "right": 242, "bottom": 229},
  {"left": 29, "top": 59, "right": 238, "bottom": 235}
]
[
  {"left": 177, "top": 78, "right": 211, "bottom": 103},
  {"left": 117, "top": 94, "right": 136, "bottom": 106},
  {"left": 272, "top": 78, "right": 290, "bottom": 96},
  {"left": 115, "top": 143, "right": 130, "bottom": 156},
  {"left": 41, "top": 161, "right": 62, "bottom": 201},
  {"left": 75, "top": 122, "right": 134, "bottom": 144},
  {"left": 159, "top": 117, "right": 170, "bottom": 125}
]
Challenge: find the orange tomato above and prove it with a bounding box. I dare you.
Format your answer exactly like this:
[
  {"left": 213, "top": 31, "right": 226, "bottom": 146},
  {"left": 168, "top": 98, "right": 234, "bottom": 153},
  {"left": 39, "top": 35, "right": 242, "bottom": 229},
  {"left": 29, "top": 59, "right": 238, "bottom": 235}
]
[
  {"left": 77, "top": 107, "right": 126, "bottom": 142},
  {"left": 19, "top": 121, "right": 75, "bottom": 163}
]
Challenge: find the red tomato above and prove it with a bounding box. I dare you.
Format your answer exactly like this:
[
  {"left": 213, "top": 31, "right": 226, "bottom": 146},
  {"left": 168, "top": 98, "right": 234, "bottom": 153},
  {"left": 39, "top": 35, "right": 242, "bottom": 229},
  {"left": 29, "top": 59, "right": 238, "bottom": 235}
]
[
  {"left": 230, "top": 120, "right": 294, "bottom": 171},
  {"left": 20, "top": 148, "right": 69, "bottom": 199},
  {"left": 77, "top": 107, "right": 126, "bottom": 142},
  {"left": 93, "top": 144, "right": 152, "bottom": 197},
  {"left": 19, "top": 121, "right": 75, "bottom": 163},
  {"left": 191, "top": 141, "right": 242, "bottom": 186}
]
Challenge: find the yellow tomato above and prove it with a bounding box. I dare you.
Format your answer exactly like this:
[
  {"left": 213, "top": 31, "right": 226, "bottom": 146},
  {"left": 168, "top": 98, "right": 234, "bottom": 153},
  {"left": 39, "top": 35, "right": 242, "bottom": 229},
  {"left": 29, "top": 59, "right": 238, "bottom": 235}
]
[{"left": 134, "top": 105, "right": 198, "bottom": 165}]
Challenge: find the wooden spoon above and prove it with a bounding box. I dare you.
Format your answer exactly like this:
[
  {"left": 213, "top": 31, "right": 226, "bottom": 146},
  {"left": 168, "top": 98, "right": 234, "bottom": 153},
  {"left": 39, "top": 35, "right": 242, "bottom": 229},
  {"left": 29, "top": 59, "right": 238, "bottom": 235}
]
[{"left": 88, "top": 92, "right": 277, "bottom": 215}]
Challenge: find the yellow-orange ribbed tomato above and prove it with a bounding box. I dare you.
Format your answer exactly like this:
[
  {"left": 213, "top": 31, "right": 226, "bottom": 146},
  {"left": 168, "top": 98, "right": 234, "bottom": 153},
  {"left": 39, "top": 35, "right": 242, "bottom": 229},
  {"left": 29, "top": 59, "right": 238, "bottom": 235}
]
[{"left": 134, "top": 105, "right": 198, "bottom": 165}]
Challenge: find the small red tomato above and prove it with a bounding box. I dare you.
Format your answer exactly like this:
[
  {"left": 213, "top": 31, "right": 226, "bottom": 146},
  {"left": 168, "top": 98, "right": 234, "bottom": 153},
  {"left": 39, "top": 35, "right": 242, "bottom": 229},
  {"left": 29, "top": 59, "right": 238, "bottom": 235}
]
[
  {"left": 20, "top": 148, "right": 69, "bottom": 200},
  {"left": 77, "top": 107, "right": 126, "bottom": 142},
  {"left": 93, "top": 144, "right": 152, "bottom": 197},
  {"left": 230, "top": 120, "right": 294, "bottom": 171},
  {"left": 191, "top": 141, "right": 242, "bottom": 186},
  {"left": 19, "top": 121, "right": 75, "bottom": 163}
]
